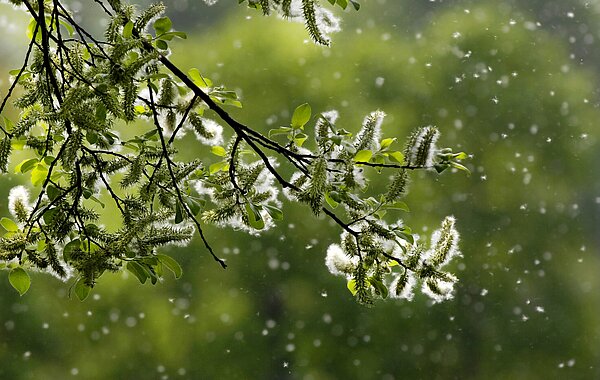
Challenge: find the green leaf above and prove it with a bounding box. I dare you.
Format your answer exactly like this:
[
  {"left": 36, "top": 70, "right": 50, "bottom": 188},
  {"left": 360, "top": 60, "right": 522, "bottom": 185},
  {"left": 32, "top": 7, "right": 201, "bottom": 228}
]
[
  {"left": 349, "top": 0, "right": 360, "bottom": 10},
  {"left": 15, "top": 158, "right": 39, "bottom": 173},
  {"left": 31, "top": 164, "right": 48, "bottom": 187},
  {"left": 123, "top": 20, "right": 134, "bottom": 38},
  {"left": 354, "top": 149, "right": 373, "bottom": 162},
  {"left": 184, "top": 197, "right": 202, "bottom": 216},
  {"left": 188, "top": 68, "right": 212, "bottom": 88},
  {"left": 58, "top": 18, "right": 74, "bottom": 36},
  {"left": 175, "top": 200, "right": 184, "bottom": 224},
  {"left": 153, "top": 16, "right": 172, "bottom": 35},
  {"left": 85, "top": 131, "right": 98, "bottom": 144},
  {"left": 74, "top": 279, "right": 91, "bottom": 301},
  {"left": 291, "top": 103, "right": 311, "bottom": 129},
  {"left": 263, "top": 204, "right": 283, "bottom": 220},
  {"left": 369, "top": 277, "right": 388, "bottom": 299},
  {"left": 211, "top": 146, "right": 227, "bottom": 157},
  {"left": 46, "top": 184, "right": 60, "bottom": 201},
  {"left": 451, "top": 161, "right": 471, "bottom": 174},
  {"left": 82, "top": 188, "right": 93, "bottom": 199},
  {"left": 1, "top": 115, "right": 15, "bottom": 132},
  {"left": 219, "top": 98, "right": 243, "bottom": 108},
  {"left": 268, "top": 127, "right": 292, "bottom": 138},
  {"left": 0, "top": 218, "right": 18, "bottom": 232},
  {"left": 155, "top": 39, "right": 168, "bottom": 50},
  {"left": 394, "top": 230, "right": 414, "bottom": 245},
  {"left": 157, "top": 254, "right": 183, "bottom": 279},
  {"left": 434, "top": 163, "right": 449, "bottom": 173},
  {"left": 158, "top": 31, "right": 187, "bottom": 41},
  {"left": 245, "top": 203, "right": 265, "bottom": 230},
  {"left": 26, "top": 18, "right": 41, "bottom": 42},
  {"left": 63, "top": 239, "right": 81, "bottom": 262},
  {"left": 88, "top": 195, "right": 105, "bottom": 208},
  {"left": 387, "top": 201, "right": 410, "bottom": 212},
  {"left": 336, "top": 0, "right": 348, "bottom": 9},
  {"left": 453, "top": 152, "right": 468, "bottom": 160},
  {"left": 9, "top": 267, "right": 30, "bottom": 296},
  {"left": 146, "top": 265, "right": 158, "bottom": 285},
  {"left": 325, "top": 192, "right": 339, "bottom": 209},
  {"left": 293, "top": 133, "right": 308, "bottom": 147},
  {"left": 388, "top": 151, "right": 405, "bottom": 164},
  {"left": 347, "top": 279, "right": 358, "bottom": 296},
  {"left": 380, "top": 137, "right": 396, "bottom": 149},
  {"left": 37, "top": 239, "right": 46, "bottom": 252},
  {"left": 134, "top": 105, "right": 147, "bottom": 114},
  {"left": 374, "top": 210, "right": 387, "bottom": 219},
  {"left": 42, "top": 208, "right": 57, "bottom": 224},
  {"left": 11, "top": 136, "right": 26, "bottom": 150},
  {"left": 209, "top": 161, "right": 228, "bottom": 174},
  {"left": 127, "top": 261, "right": 149, "bottom": 284}
]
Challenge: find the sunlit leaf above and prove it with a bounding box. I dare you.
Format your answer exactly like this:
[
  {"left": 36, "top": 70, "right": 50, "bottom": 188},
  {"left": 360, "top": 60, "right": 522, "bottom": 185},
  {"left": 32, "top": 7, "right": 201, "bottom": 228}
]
[
  {"left": 209, "top": 161, "right": 228, "bottom": 174},
  {"left": 211, "top": 146, "right": 227, "bottom": 157},
  {"left": 325, "top": 192, "right": 339, "bottom": 209},
  {"left": 354, "top": 150, "right": 373, "bottom": 162},
  {"left": 9, "top": 267, "right": 30, "bottom": 296},
  {"left": 347, "top": 279, "right": 358, "bottom": 296},
  {"left": 15, "top": 158, "right": 39, "bottom": 174},
  {"left": 293, "top": 133, "right": 308, "bottom": 147},
  {"left": 291, "top": 103, "right": 311, "bottom": 128},
  {"left": 1, "top": 218, "right": 19, "bottom": 232},
  {"left": 380, "top": 138, "right": 396, "bottom": 149},
  {"left": 30, "top": 164, "right": 48, "bottom": 187},
  {"left": 388, "top": 151, "right": 405, "bottom": 164},
  {"left": 123, "top": 20, "right": 134, "bottom": 38},
  {"left": 451, "top": 161, "right": 471, "bottom": 175}
]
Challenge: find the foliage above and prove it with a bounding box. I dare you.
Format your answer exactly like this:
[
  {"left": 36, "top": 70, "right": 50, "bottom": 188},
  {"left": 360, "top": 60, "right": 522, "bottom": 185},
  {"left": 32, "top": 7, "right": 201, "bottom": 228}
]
[
  {"left": 0, "top": 1, "right": 599, "bottom": 379},
  {"left": 0, "top": 0, "right": 467, "bottom": 303}
]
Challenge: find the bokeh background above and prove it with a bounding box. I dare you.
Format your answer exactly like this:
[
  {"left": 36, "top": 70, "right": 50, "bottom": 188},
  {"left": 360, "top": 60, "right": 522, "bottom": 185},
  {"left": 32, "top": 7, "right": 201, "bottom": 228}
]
[{"left": 1, "top": 0, "right": 599, "bottom": 379}]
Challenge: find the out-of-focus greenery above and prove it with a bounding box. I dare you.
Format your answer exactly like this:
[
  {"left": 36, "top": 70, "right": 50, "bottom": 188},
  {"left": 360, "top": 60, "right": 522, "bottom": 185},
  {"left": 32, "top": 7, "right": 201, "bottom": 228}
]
[{"left": 0, "top": 1, "right": 599, "bottom": 379}]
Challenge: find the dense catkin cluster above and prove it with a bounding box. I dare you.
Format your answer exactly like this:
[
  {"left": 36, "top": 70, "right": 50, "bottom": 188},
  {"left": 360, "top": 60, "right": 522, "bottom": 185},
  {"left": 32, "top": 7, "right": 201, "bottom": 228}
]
[
  {"left": 275, "top": 108, "right": 465, "bottom": 305},
  {"left": 196, "top": 148, "right": 282, "bottom": 236},
  {"left": 325, "top": 216, "right": 462, "bottom": 304},
  {"left": 404, "top": 126, "right": 440, "bottom": 168},
  {"left": 354, "top": 111, "right": 385, "bottom": 152},
  {"left": 300, "top": 156, "right": 328, "bottom": 215}
]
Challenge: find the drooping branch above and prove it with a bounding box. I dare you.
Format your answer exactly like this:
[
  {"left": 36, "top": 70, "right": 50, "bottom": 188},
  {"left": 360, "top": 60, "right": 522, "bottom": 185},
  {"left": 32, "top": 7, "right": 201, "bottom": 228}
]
[{"left": 0, "top": 0, "right": 468, "bottom": 304}]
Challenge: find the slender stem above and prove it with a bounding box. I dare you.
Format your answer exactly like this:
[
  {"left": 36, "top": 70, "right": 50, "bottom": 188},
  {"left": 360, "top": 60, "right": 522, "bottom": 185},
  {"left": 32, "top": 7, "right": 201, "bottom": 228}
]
[{"left": 147, "top": 80, "right": 227, "bottom": 268}]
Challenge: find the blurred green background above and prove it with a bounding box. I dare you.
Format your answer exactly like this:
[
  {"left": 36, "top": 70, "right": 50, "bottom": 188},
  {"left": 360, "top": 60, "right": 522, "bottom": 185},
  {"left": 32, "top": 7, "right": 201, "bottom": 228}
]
[{"left": 1, "top": 0, "right": 599, "bottom": 379}]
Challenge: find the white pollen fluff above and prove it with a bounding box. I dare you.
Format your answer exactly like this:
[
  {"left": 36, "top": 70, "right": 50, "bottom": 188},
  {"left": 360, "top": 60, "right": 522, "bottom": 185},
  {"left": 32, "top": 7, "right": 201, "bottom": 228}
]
[
  {"left": 193, "top": 118, "right": 224, "bottom": 146},
  {"left": 325, "top": 244, "right": 354, "bottom": 276},
  {"left": 8, "top": 185, "right": 31, "bottom": 221}
]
